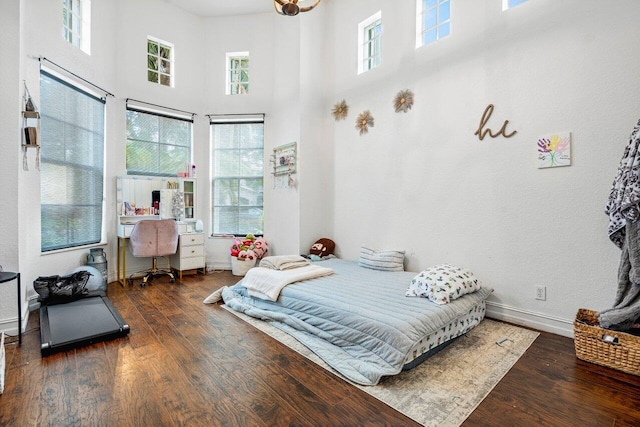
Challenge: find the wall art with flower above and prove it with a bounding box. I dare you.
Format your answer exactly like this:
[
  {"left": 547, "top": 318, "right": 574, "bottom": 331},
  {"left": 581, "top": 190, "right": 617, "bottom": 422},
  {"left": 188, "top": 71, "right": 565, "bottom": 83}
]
[{"left": 537, "top": 132, "right": 571, "bottom": 168}]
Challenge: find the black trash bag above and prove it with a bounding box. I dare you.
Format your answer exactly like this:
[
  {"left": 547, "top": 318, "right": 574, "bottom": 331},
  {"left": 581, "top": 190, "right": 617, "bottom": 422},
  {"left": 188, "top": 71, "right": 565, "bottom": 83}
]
[{"left": 33, "top": 270, "right": 91, "bottom": 304}]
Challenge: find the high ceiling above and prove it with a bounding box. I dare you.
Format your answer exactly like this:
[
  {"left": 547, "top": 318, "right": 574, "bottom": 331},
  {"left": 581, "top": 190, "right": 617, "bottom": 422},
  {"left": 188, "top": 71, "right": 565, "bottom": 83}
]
[{"left": 164, "top": 0, "right": 273, "bottom": 17}]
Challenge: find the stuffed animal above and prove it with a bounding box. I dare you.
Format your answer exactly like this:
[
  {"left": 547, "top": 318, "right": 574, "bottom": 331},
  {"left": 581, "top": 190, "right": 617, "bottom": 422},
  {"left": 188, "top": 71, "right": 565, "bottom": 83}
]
[
  {"left": 309, "top": 238, "right": 335, "bottom": 259},
  {"left": 238, "top": 249, "right": 257, "bottom": 261},
  {"left": 253, "top": 237, "right": 269, "bottom": 259}
]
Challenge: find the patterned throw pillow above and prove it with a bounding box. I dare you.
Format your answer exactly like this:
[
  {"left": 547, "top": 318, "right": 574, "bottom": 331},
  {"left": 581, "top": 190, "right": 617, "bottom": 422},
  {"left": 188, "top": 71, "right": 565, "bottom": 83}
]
[
  {"left": 358, "top": 246, "right": 405, "bottom": 271},
  {"left": 406, "top": 264, "right": 482, "bottom": 304}
]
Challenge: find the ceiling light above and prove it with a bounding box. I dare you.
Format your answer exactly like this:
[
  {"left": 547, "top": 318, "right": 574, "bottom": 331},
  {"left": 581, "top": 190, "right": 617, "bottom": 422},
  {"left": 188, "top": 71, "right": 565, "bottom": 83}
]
[{"left": 274, "top": 0, "right": 321, "bottom": 16}]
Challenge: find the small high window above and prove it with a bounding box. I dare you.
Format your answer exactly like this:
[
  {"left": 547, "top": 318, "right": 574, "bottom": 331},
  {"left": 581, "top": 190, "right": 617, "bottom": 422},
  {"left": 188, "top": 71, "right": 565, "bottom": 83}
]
[
  {"left": 416, "top": 0, "right": 450, "bottom": 48},
  {"left": 62, "top": 0, "right": 91, "bottom": 54},
  {"left": 147, "top": 37, "right": 174, "bottom": 87},
  {"left": 226, "top": 52, "right": 249, "bottom": 95},
  {"left": 358, "top": 11, "right": 382, "bottom": 74},
  {"left": 503, "top": 0, "right": 527, "bottom": 10}
]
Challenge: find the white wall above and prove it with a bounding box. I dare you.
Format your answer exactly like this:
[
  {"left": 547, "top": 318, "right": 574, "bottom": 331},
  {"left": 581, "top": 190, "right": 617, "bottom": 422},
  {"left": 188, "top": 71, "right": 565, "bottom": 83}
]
[
  {"left": 327, "top": 0, "right": 640, "bottom": 335},
  {"left": 4, "top": 0, "right": 639, "bottom": 339},
  {"left": 0, "top": 0, "right": 23, "bottom": 336}
]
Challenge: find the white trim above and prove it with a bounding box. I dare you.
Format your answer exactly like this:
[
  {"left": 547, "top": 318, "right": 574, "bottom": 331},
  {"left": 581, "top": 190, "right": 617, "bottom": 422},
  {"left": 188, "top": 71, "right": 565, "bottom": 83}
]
[
  {"left": 147, "top": 36, "right": 175, "bottom": 88},
  {"left": 486, "top": 301, "right": 574, "bottom": 338},
  {"left": 125, "top": 100, "right": 193, "bottom": 121},
  {"left": 80, "top": 0, "right": 91, "bottom": 55},
  {"left": 40, "top": 64, "right": 104, "bottom": 100}
]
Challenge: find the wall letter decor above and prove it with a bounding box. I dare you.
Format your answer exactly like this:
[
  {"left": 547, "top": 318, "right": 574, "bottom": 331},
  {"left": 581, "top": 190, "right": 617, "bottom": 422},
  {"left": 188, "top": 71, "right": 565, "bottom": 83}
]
[{"left": 474, "top": 104, "right": 517, "bottom": 141}]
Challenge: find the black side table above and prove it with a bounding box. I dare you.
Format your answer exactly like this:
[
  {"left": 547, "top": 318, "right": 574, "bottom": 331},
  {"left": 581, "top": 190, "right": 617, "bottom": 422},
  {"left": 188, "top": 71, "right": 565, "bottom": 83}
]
[{"left": 0, "top": 272, "right": 21, "bottom": 345}]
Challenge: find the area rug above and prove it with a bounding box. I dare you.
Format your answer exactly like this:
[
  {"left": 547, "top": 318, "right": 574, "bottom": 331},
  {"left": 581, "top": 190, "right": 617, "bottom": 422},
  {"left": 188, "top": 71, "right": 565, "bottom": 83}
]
[{"left": 222, "top": 306, "right": 539, "bottom": 426}]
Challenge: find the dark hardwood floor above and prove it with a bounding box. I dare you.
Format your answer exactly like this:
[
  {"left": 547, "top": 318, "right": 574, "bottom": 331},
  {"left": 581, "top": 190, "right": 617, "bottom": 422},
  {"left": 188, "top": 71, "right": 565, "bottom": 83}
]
[{"left": 1, "top": 270, "right": 639, "bottom": 426}]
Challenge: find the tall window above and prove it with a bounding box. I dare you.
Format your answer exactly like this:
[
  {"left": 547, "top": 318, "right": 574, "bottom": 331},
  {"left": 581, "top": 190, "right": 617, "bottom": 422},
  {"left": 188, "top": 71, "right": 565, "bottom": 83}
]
[
  {"left": 358, "top": 12, "right": 382, "bottom": 74},
  {"left": 502, "top": 0, "right": 527, "bottom": 10},
  {"left": 40, "top": 70, "right": 105, "bottom": 252},
  {"left": 147, "top": 37, "right": 174, "bottom": 87},
  {"left": 416, "top": 0, "right": 450, "bottom": 48},
  {"left": 62, "top": 0, "right": 91, "bottom": 54},
  {"left": 211, "top": 116, "right": 264, "bottom": 235},
  {"left": 126, "top": 106, "right": 192, "bottom": 176},
  {"left": 226, "top": 52, "right": 249, "bottom": 95}
]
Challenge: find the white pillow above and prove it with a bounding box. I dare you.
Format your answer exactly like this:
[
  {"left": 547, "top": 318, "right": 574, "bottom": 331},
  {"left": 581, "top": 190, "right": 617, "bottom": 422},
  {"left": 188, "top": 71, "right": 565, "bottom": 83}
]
[
  {"left": 406, "top": 264, "right": 482, "bottom": 304},
  {"left": 359, "top": 246, "right": 405, "bottom": 271}
]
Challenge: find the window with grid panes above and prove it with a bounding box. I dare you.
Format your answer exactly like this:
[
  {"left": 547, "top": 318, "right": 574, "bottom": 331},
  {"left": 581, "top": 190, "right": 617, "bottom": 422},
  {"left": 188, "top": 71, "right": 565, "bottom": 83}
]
[
  {"left": 358, "top": 12, "right": 382, "bottom": 74},
  {"left": 226, "top": 52, "right": 249, "bottom": 95},
  {"left": 62, "top": 0, "right": 82, "bottom": 48},
  {"left": 62, "top": 0, "right": 90, "bottom": 53},
  {"left": 416, "top": 0, "right": 450, "bottom": 48},
  {"left": 211, "top": 117, "right": 264, "bottom": 235},
  {"left": 40, "top": 70, "right": 105, "bottom": 252},
  {"left": 147, "top": 37, "right": 174, "bottom": 87}
]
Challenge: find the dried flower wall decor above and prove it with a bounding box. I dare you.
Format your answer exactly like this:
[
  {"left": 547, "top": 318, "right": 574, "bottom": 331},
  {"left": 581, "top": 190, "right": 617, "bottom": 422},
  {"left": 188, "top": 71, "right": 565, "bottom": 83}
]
[
  {"left": 355, "top": 110, "right": 374, "bottom": 135},
  {"left": 394, "top": 89, "right": 414, "bottom": 113},
  {"left": 331, "top": 99, "right": 349, "bottom": 121}
]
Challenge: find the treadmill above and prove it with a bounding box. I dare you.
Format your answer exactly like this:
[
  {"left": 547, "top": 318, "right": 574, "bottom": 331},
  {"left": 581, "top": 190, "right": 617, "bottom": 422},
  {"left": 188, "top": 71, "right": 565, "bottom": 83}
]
[{"left": 39, "top": 292, "right": 130, "bottom": 356}]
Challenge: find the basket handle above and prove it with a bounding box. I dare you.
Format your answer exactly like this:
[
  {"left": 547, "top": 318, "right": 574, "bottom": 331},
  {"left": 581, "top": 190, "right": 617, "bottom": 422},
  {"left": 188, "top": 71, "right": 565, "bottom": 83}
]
[{"left": 602, "top": 334, "right": 620, "bottom": 345}]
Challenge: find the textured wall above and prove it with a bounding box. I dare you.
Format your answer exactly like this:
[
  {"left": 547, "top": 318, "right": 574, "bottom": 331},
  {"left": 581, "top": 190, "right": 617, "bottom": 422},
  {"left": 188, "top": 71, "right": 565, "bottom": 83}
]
[
  {"left": 327, "top": 0, "right": 640, "bottom": 335},
  {"left": 0, "top": 0, "right": 22, "bottom": 334}
]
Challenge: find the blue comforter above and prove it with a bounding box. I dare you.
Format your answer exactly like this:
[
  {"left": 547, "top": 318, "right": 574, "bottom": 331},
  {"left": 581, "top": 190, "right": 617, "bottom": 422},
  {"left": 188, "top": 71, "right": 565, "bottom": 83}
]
[{"left": 221, "top": 259, "right": 493, "bottom": 385}]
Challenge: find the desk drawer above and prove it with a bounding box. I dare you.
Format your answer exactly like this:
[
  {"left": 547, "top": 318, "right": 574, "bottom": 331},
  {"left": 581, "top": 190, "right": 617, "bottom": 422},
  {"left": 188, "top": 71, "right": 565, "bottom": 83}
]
[
  {"left": 179, "top": 256, "right": 205, "bottom": 271},
  {"left": 180, "top": 244, "right": 204, "bottom": 258},
  {"left": 179, "top": 233, "right": 204, "bottom": 247}
]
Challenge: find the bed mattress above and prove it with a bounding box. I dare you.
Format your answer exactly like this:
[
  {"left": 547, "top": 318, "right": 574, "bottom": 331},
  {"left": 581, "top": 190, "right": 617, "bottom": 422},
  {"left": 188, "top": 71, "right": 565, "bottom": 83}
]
[{"left": 221, "top": 258, "right": 492, "bottom": 385}]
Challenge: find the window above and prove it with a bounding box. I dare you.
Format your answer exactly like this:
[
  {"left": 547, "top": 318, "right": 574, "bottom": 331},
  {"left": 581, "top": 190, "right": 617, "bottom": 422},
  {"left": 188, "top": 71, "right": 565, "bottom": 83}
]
[
  {"left": 62, "top": 0, "right": 91, "bottom": 54},
  {"left": 358, "top": 11, "right": 382, "bottom": 74},
  {"left": 40, "top": 70, "right": 105, "bottom": 252},
  {"left": 416, "top": 0, "right": 450, "bottom": 48},
  {"left": 147, "top": 37, "right": 174, "bottom": 87},
  {"left": 126, "top": 106, "right": 192, "bottom": 176},
  {"left": 211, "top": 116, "right": 264, "bottom": 235},
  {"left": 502, "top": 0, "right": 527, "bottom": 10},
  {"left": 226, "top": 52, "right": 249, "bottom": 95}
]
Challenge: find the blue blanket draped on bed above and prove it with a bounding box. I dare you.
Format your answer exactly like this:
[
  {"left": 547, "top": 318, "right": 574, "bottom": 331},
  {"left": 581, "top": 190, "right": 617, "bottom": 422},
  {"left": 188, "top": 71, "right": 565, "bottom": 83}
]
[{"left": 221, "top": 259, "right": 493, "bottom": 386}]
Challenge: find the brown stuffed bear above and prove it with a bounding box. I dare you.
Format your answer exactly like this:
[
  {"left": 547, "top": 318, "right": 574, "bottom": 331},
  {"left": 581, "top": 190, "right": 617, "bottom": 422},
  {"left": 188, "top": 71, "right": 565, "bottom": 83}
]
[{"left": 309, "top": 238, "right": 335, "bottom": 258}]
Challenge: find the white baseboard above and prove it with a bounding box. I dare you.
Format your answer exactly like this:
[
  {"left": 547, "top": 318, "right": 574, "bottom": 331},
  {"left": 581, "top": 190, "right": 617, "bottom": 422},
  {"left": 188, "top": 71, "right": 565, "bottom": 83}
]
[
  {"left": 486, "top": 301, "right": 574, "bottom": 338},
  {"left": 206, "top": 262, "right": 231, "bottom": 272},
  {"left": 0, "top": 309, "right": 28, "bottom": 339},
  {"left": 1, "top": 332, "right": 5, "bottom": 394}
]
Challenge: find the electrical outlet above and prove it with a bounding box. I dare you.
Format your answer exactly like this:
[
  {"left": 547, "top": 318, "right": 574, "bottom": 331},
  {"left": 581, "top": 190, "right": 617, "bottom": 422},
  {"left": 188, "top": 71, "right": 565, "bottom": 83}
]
[{"left": 535, "top": 285, "right": 546, "bottom": 301}]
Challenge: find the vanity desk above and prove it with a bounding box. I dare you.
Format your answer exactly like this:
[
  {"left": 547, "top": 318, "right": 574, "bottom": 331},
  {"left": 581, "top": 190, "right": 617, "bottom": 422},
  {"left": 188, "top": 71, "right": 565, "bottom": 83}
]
[
  {"left": 116, "top": 220, "right": 205, "bottom": 285},
  {"left": 116, "top": 175, "right": 205, "bottom": 285}
]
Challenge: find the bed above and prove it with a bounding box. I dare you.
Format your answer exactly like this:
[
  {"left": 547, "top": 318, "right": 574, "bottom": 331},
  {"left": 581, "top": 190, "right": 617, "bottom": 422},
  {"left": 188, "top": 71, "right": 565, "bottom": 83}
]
[{"left": 213, "top": 258, "right": 492, "bottom": 386}]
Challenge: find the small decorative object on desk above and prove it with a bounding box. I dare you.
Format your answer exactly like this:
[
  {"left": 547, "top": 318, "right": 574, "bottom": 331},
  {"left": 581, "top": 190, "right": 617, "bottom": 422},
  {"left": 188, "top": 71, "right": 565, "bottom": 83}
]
[
  {"left": 230, "top": 234, "right": 269, "bottom": 276},
  {"left": 172, "top": 191, "right": 185, "bottom": 220}
]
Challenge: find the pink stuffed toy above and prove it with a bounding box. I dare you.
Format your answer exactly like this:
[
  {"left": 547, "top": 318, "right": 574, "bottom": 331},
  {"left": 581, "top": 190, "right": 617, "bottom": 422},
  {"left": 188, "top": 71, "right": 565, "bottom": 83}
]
[
  {"left": 238, "top": 249, "right": 257, "bottom": 261},
  {"left": 253, "top": 237, "right": 269, "bottom": 259}
]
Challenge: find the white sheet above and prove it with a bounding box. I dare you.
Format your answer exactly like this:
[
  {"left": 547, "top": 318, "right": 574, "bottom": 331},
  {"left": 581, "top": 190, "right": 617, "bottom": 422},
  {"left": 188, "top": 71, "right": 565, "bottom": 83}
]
[
  {"left": 243, "top": 265, "right": 333, "bottom": 301},
  {"left": 259, "top": 255, "right": 310, "bottom": 270}
]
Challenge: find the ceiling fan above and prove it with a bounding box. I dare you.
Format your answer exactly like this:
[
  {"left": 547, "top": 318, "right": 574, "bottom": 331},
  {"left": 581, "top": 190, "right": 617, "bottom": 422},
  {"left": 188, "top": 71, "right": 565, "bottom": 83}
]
[{"left": 274, "top": 0, "right": 321, "bottom": 16}]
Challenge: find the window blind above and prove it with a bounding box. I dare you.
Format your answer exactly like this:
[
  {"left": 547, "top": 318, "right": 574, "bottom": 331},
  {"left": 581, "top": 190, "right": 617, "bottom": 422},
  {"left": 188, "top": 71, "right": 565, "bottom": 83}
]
[
  {"left": 210, "top": 115, "right": 264, "bottom": 235},
  {"left": 126, "top": 107, "right": 192, "bottom": 176},
  {"left": 40, "top": 70, "right": 105, "bottom": 251}
]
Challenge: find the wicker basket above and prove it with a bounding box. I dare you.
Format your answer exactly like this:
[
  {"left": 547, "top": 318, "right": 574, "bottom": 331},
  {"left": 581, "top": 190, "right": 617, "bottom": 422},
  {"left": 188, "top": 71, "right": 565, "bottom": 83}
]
[{"left": 574, "top": 308, "right": 640, "bottom": 376}]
